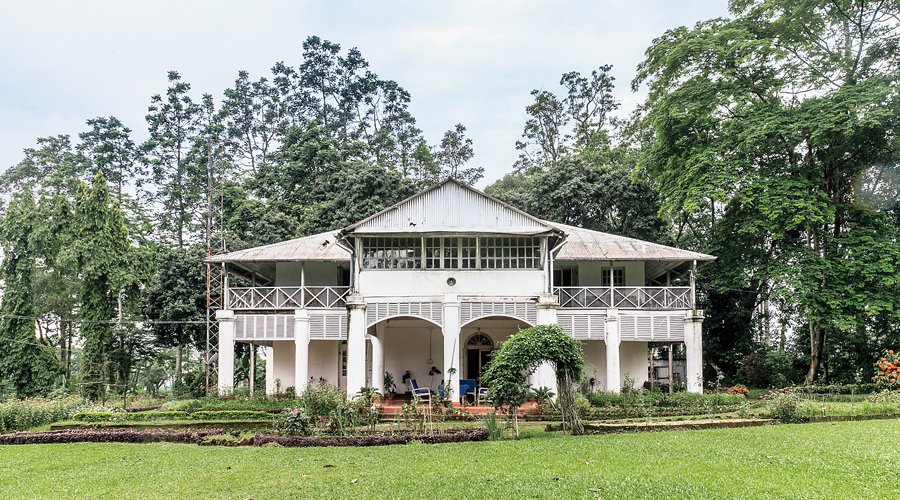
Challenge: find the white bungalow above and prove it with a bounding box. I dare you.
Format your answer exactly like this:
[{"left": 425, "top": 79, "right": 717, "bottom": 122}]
[{"left": 209, "top": 178, "right": 714, "bottom": 400}]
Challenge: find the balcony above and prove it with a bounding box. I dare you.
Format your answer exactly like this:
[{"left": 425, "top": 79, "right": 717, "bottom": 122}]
[
  {"left": 228, "top": 286, "right": 351, "bottom": 310},
  {"left": 554, "top": 286, "right": 692, "bottom": 310}
]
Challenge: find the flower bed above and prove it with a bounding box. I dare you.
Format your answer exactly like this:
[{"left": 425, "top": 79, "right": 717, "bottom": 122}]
[
  {"left": 0, "top": 428, "right": 225, "bottom": 445},
  {"left": 254, "top": 428, "right": 488, "bottom": 448}
]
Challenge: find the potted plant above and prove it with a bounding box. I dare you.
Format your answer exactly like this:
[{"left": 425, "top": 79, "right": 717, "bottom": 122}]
[
  {"left": 401, "top": 370, "right": 411, "bottom": 391},
  {"left": 383, "top": 372, "right": 397, "bottom": 400}
]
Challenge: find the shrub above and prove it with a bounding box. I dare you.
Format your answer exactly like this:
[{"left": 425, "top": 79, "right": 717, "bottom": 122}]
[
  {"left": 254, "top": 428, "right": 488, "bottom": 448},
  {"left": 299, "top": 383, "right": 347, "bottom": 418},
  {"left": 762, "top": 386, "right": 802, "bottom": 423},
  {"left": 190, "top": 410, "right": 274, "bottom": 421},
  {"left": 0, "top": 395, "right": 92, "bottom": 432},
  {"left": 0, "top": 428, "right": 224, "bottom": 445},
  {"left": 873, "top": 349, "right": 900, "bottom": 390},
  {"left": 160, "top": 399, "right": 203, "bottom": 412},
  {"left": 275, "top": 408, "right": 312, "bottom": 436}
]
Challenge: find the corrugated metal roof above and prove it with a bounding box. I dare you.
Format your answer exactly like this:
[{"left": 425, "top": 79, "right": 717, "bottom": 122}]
[
  {"left": 206, "top": 231, "right": 349, "bottom": 263},
  {"left": 549, "top": 222, "right": 715, "bottom": 262},
  {"left": 342, "top": 178, "right": 554, "bottom": 234}
]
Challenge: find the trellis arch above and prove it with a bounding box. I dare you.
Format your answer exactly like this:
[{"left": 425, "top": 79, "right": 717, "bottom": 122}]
[{"left": 481, "top": 324, "right": 584, "bottom": 435}]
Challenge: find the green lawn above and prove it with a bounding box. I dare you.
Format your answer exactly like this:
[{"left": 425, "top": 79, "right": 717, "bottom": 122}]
[{"left": 2, "top": 420, "right": 898, "bottom": 499}]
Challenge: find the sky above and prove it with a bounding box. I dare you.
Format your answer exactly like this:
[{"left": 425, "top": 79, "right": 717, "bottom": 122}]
[{"left": 0, "top": 1, "right": 732, "bottom": 188}]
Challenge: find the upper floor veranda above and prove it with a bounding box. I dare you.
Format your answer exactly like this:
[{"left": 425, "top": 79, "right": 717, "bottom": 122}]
[{"left": 208, "top": 178, "right": 714, "bottom": 313}]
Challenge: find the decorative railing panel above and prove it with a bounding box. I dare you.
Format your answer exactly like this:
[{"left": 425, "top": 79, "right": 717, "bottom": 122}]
[
  {"left": 229, "top": 286, "right": 351, "bottom": 310},
  {"left": 555, "top": 287, "right": 691, "bottom": 310},
  {"left": 619, "top": 312, "right": 685, "bottom": 341},
  {"left": 460, "top": 301, "right": 537, "bottom": 326},
  {"left": 366, "top": 302, "right": 443, "bottom": 328}
]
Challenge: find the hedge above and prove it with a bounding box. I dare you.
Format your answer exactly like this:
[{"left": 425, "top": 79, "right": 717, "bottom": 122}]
[
  {"left": 254, "top": 428, "right": 489, "bottom": 448},
  {"left": 189, "top": 411, "right": 275, "bottom": 421},
  {"left": 72, "top": 411, "right": 190, "bottom": 422},
  {"left": 0, "top": 428, "right": 224, "bottom": 445}
]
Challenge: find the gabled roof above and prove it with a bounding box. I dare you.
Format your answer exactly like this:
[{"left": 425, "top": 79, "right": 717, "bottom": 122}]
[
  {"left": 549, "top": 222, "right": 714, "bottom": 262},
  {"left": 340, "top": 177, "right": 557, "bottom": 235}
]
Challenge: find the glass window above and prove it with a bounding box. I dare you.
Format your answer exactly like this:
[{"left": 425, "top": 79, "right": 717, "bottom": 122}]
[
  {"left": 479, "top": 236, "right": 541, "bottom": 269},
  {"left": 601, "top": 268, "right": 625, "bottom": 286},
  {"left": 362, "top": 237, "right": 422, "bottom": 269}
]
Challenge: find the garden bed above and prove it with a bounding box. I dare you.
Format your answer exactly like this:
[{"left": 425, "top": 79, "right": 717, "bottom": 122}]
[{"left": 1, "top": 426, "right": 488, "bottom": 448}]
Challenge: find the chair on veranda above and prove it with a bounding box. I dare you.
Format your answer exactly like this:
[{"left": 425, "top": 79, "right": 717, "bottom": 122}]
[
  {"left": 408, "top": 379, "right": 432, "bottom": 406},
  {"left": 476, "top": 387, "right": 491, "bottom": 406}
]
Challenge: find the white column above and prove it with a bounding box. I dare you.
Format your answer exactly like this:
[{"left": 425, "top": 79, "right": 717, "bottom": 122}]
[
  {"left": 534, "top": 294, "right": 559, "bottom": 394},
  {"left": 442, "top": 294, "right": 461, "bottom": 404},
  {"left": 346, "top": 294, "right": 367, "bottom": 395},
  {"left": 216, "top": 309, "right": 235, "bottom": 394},
  {"left": 684, "top": 310, "right": 704, "bottom": 394},
  {"left": 372, "top": 322, "right": 385, "bottom": 395},
  {"left": 294, "top": 309, "right": 310, "bottom": 396},
  {"left": 605, "top": 308, "right": 621, "bottom": 393},
  {"left": 265, "top": 346, "right": 275, "bottom": 395}
]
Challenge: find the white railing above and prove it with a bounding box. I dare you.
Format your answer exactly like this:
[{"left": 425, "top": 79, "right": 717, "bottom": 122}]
[
  {"left": 228, "top": 286, "right": 351, "bottom": 310},
  {"left": 554, "top": 287, "right": 692, "bottom": 309}
]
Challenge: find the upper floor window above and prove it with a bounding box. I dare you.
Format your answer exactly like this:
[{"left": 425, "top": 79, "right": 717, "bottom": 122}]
[
  {"left": 361, "top": 235, "right": 541, "bottom": 270},
  {"left": 601, "top": 268, "right": 624, "bottom": 286},
  {"left": 480, "top": 236, "right": 541, "bottom": 269},
  {"left": 361, "top": 237, "right": 422, "bottom": 269}
]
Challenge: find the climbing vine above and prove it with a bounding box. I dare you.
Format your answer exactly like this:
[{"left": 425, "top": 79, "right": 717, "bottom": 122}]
[{"left": 481, "top": 325, "right": 584, "bottom": 435}]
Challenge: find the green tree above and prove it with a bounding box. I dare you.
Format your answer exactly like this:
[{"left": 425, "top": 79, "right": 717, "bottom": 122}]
[
  {"left": 0, "top": 191, "right": 63, "bottom": 396},
  {"left": 634, "top": 0, "right": 900, "bottom": 384},
  {"left": 143, "top": 70, "right": 204, "bottom": 249},
  {"left": 437, "top": 123, "right": 483, "bottom": 185},
  {"left": 78, "top": 116, "right": 141, "bottom": 203},
  {"left": 141, "top": 246, "right": 207, "bottom": 385},
  {"left": 72, "top": 173, "right": 130, "bottom": 399}
]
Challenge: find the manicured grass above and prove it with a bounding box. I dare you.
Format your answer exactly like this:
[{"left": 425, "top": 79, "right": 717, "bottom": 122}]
[{"left": 2, "top": 419, "right": 898, "bottom": 499}]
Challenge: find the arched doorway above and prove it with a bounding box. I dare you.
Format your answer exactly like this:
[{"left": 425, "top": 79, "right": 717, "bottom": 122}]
[{"left": 465, "top": 332, "right": 494, "bottom": 382}]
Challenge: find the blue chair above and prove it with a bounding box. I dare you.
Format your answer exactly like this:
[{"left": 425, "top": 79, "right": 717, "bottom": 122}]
[
  {"left": 408, "top": 379, "right": 431, "bottom": 405},
  {"left": 438, "top": 379, "right": 476, "bottom": 400}
]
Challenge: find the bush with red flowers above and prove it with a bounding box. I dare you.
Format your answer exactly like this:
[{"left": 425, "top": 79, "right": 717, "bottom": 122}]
[{"left": 872, "top": 349, "right": 900, "bottom": 390}]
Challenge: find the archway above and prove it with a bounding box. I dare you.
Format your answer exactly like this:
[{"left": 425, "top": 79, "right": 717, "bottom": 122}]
[{"left": 464, "top": 332, "right": 494, "bottom": 381}]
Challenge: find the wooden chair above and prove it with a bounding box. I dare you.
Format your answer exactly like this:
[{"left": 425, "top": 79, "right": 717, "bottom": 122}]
[{"left": 408, "top": 379, "right": 432, "bottom": 406}]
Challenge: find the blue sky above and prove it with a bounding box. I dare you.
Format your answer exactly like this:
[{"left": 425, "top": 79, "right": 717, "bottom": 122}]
[{"left": 0, "top": 1, "right": 731, "bottom": 188}]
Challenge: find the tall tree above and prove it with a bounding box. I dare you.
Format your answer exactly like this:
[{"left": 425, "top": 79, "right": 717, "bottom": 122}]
[
  {"left": 141, "top": 246, "right": 207, "bottom": 386},
  {"left": 72, "top": 173, "right": 130, "bottom": 399},
  {"left": 0, "top": 191, "right": 62, "bottom": 396},
  {"left": 634, "top": 0, "right": 900, "bottom": 384},
  {"left": 143, "top": 70, "right": 203, "bottom": 249},
  {"left": 437, "top": 123, "right": 483, "bottom": 185},
  {"left": 78, "top": 116, "right": 141, "bottom": 203},
  {"left": 222, "top": 71, "right": 285, "bottom": 175}
]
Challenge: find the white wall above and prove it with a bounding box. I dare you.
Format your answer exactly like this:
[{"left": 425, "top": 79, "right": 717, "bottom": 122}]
[
  {"left": 271, "top": 341, "right": 295, "bottom": 391},
  {"left": 359, "top": 269, "right": 543, "bottom": 297},
  {"left": 309, "top": 340, "right": 340, "bottom": 386},
  {"left": 563, "top": 261, "right": 645, "bottom": 287},
  {"left": 378, "top": 318, "right": 526, "bottom": 394},
  {"left": 275, "top": 262, "right": 345, "bottom": 287},
  {"left": 581, "top": 340, "right": 648, "bottom": 392}
]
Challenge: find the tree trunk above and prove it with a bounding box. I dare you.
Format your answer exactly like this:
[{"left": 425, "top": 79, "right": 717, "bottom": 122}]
[
  {"left": 175, "top": 344, "right": 183, "bottom": 385},
  {"left": 805, "top": 321, "right": 825, "bottom": 385}
]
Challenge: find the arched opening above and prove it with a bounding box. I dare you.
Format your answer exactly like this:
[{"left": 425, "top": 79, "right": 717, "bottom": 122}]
[{"left": 465, "top": 331, "right": 494, "bottom": 381}]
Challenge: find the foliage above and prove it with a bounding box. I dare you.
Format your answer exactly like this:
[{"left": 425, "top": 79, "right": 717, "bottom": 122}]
[
  {"left": 762, "top": 386, "right": 803, "bottom": 424},
  {"left": 0, "top": 190, "right": 63, "bottom": 397},
  {"left": 275, "top": 408, "right": 312, "bottom": 436},
  {"left": 254, "top": 428, "right": 489, "bottom": 448},
  {"left": 382, "top": 372, "right": 396, "bottom": 395},
  {"left": 872, "top": 349, "right": 900, "bottom": 390},
  {"left": 727, "top": 385, "right": 749, "bottom": 396},
  {"left": 634, "top": 1, "right": 900, "bottom": 385},
  {"left": 483, "top": 412, "right": 501, "bottom": 441},
  {"left": 0, "top": 395, "right": 91, "bottom": 432},
  {"left": 481, "top": 324, "right": 584, "bottom": 435},
  {"left": 0, "top": 428, "right": 224, "bottom": 445},
  {"left": 298, "top": 382, "right": 347, "bottom": 419}
]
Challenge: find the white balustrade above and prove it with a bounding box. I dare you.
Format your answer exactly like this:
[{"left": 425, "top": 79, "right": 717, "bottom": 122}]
[
  {"left": 554, "top": 287, "right": 691, "bottom": 309},
  {"left": 228, "top": 286, "right": 351, "bottom": 310}
]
